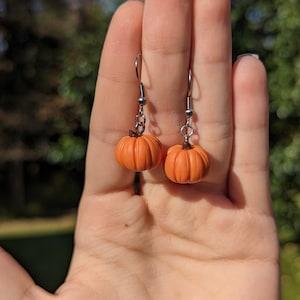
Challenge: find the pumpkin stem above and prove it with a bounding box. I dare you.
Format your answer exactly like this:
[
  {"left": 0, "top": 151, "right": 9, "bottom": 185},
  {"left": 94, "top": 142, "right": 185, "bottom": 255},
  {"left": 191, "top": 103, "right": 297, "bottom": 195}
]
[
  {"left": 183, "top": 141, "right": 193, "bottom": 150},
  {"left": 129, "top": 130, "right": 141, "bottom": 137}
]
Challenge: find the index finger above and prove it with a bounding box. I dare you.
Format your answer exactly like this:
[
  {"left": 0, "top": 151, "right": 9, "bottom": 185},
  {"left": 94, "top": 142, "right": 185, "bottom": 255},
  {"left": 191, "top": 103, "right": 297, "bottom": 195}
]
[{"left": 83, "top": 1, "right": 144, "bottom": 196}]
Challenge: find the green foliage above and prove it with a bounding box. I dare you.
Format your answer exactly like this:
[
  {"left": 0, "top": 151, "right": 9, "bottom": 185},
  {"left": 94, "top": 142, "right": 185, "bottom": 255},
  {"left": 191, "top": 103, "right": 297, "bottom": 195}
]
[
  {"left": 48, "top": 135, "right": 86, "bottom": 164},
  {"left": 49, "top": 2, "right": 111, "bottom": 165},
  {"left": 281, "top": 243, "right": 300, "bottom": 300},
  {"left": 267, "top": 0, "right": 300, "bottom": 242},
  {"left": 0, "top": 1, "right": 114, "bottom": 213}
]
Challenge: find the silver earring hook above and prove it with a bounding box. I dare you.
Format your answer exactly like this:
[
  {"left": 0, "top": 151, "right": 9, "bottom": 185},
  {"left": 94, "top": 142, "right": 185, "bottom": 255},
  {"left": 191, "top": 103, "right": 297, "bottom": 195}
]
[
  {"left": 135, "top": 53, "right": 145, "bottom": 98},
  {"left": 188, "top": 69, "right": 192, "bottom": 98},
  {"left": 180, "top": 69, "right": 194, "bottom": 144},
  {"left": 186, "top": 69, "right": 193, "bottom": 115},
  {"left": 132, "top": 53, "right": 147, "bottom": 136},
  {"left": 135, "top": 53, "right": 142, "bottom": 81}
]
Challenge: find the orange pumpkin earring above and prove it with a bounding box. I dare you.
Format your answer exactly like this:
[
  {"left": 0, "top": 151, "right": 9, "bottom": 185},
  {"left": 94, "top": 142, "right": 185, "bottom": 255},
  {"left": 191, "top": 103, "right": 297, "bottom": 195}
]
[
  {"left": 164, "top": 70, "right": 210, "bottom": 184},
  {"left": 115, "top": 54, "right": 163, "bottom": 172}
]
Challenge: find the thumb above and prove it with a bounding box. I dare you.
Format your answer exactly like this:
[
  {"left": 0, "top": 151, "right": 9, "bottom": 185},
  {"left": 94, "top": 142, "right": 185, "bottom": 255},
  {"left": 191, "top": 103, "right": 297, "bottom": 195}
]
[{"left": 0, "top": 247, "right": 52, "bottom": 299}]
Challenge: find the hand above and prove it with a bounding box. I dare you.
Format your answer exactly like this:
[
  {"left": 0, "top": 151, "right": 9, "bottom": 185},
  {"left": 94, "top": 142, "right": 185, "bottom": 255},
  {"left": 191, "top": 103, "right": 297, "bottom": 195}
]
[{"left": 0, "top": 1, "right": 280, "bottom": 299}]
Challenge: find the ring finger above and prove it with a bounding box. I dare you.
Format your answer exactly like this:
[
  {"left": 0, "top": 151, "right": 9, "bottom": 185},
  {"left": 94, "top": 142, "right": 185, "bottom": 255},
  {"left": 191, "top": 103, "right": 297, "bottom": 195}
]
[{"left": 192, "top": 0, "right": 232, "bottom": 191}]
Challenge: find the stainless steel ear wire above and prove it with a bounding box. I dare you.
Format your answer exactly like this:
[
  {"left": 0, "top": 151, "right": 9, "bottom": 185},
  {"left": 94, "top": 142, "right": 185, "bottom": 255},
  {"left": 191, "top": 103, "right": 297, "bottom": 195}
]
[
  {"left": 114, "top": 54, "right": 163, "bottom": 172},
  {"left": 180, "top": 69, "right": 194, "bottom": 145},
  {"left": 134, "top": 53, "right": 147, "bottom": 136}
]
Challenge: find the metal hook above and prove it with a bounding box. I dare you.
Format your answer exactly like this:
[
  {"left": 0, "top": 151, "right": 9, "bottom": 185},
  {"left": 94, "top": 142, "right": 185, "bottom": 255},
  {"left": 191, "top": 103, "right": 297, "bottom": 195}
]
[
  {"left": 188, "top": 69, "right": 192, "bottom": 97},
  {"left": 135, "top": 53, "right": 145, "bottom": 99},
  {"left": 135, "top": 53, "right": 142, "bottom": 82},
  {"left": 186, "top": 69, "right": 193, "bottom": 114},
  {"left": 182, "top": 69, "right": 194, "bottom": 144},
  {"left": 133, "top": 54, "right": 146, "bottom": 136}
]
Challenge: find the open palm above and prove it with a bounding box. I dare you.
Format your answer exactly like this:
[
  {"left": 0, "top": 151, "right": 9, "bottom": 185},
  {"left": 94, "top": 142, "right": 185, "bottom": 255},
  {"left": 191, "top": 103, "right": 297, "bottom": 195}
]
[{"left": 0, "top": 1, "right": 279, "bottom": 299}]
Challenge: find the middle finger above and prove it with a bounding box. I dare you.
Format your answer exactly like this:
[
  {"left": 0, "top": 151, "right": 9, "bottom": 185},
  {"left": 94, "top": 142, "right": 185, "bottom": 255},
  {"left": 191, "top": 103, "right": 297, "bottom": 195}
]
[
  {"left": 142, "top": 0, "right": 193, "bottom": 145},
  {"left": 192, "top": 0, "right": 232, "bottom": 189}
]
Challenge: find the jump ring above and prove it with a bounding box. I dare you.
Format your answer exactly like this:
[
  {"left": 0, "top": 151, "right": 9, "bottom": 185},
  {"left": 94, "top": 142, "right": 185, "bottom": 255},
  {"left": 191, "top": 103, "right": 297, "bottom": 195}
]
[{"left": 180, "top": 124, "right": 194, "bottom": 138}]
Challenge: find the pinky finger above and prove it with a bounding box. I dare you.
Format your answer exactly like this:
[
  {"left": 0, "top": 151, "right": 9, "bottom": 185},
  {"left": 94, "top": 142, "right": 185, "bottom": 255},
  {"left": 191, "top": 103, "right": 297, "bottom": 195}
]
[{"left": 228, "top": 55, "right": 272, "bottom": 214}]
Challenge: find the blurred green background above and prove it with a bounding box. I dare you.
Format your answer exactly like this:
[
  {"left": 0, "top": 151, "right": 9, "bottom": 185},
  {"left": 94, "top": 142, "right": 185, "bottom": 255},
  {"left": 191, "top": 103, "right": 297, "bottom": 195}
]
[{"left": 0, "top": 0, "right": 299, "bottom": 298}]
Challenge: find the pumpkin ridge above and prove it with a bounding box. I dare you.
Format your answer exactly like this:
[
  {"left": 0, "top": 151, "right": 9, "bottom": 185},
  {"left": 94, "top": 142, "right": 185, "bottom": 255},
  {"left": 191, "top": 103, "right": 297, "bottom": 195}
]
[
  {"left": 125, "top": 136, "right": 136, "bottom": 170},
  {"left": 115, "top": 136, "right": 129, "bottom": 168},
  {"left": 145, "top": 136, "right": 154, "bottom": 169},
  {"left": 136, "top": 136, "right": 147, "bottom": 171},
  {"left": 134, "top": 136, "right": 141, "bottom": 170},
  {"left": 172, "top": 151, "right": 180, "bottom": 182},
  {"left": 175, "top": 149, "right": 187, "bottom": 183},
  {"left": 183, "top": 149, "right": 191, "bottom": 183},
  {"left": 193, "top": 146, "right": 210, "bottom": 175},
  {"left": 189, "top": 149, "right": 202, "bottom": 183},
  {"left": 148, "top": 135, "right": 162, "bottom": 168},
  {"left": 165, "top": 148, "right": 178, "bottom": 183},
  {"left": 143, "top": 136, "right": 152, "bottom": 170}
]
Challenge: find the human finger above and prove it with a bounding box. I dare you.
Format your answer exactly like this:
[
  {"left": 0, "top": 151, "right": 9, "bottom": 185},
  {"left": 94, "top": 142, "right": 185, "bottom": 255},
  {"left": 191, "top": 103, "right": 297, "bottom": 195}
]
[
  {"left": 0, "top": 247, "right": 52, "bottom": 299},
  {"left": 141, "top": 0, "right": 193, "bottom": 183},
  {"left": 142, "top": 0, "right": 193, "bottom": 141},
  {"left": 192, "top": 0, "right": 232, "bottom": 191},
  {"left": 229, "top": 55, "right": 271, "bottom": 213},
  {"left": 83, "top": 1, "right": 144, "bottom": 196}
]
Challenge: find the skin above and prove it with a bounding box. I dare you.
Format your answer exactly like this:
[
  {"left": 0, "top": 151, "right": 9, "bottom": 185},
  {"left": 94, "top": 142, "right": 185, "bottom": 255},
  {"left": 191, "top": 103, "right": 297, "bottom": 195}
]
[{"left": 0, "top": 1, "right": 280, "bottom": 299}]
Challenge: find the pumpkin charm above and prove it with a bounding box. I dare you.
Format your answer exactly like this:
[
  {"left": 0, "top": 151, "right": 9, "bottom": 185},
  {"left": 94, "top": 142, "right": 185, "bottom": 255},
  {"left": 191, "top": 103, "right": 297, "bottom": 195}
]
[
  {"left": 115, "top": 132, "right": 163, "bottom": 172},
  {"left": 164, "top": 142, "right": 210, "bottom": 184}
]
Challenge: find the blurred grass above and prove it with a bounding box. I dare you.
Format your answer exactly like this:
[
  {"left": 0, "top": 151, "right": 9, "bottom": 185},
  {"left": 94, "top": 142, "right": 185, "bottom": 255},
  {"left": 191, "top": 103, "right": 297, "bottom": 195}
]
[
  {"left": 0, "top": 213, "right": 76, "bottom": 239},
  {"left": 0, "top": 216, "right": 300, "bottom": 298}
]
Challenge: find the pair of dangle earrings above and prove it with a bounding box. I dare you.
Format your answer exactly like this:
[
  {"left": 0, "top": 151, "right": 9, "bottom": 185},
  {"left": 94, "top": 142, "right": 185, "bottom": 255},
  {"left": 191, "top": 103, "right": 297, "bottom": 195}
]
[{"left": 115, "top": 54, "right": 210, "bottom": 184}]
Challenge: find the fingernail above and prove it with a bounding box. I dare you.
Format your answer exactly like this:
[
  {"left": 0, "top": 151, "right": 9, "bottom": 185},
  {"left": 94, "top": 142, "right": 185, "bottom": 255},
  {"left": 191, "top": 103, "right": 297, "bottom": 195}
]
[{"left": 237, "top": 53, "right": 260, "bottom": 60}]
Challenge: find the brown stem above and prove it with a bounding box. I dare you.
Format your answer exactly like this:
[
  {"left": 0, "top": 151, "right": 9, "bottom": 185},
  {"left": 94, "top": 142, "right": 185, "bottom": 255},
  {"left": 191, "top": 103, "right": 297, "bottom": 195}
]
[
  {"left": 183, "top": 141, "right": 193, "bottom": 150},
  {"left": 129, "top": 130, "right": 140, "bottom": 137}
]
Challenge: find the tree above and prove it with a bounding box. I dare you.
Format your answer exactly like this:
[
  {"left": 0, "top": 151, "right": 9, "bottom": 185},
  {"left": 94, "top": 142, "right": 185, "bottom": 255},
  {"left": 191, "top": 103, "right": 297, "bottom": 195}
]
[
  {"left": 0, "top": 0, "right": 65, "bottom": 212},
  {"left": 0, "top": 0, "right": 113, "bottom": 215}
]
